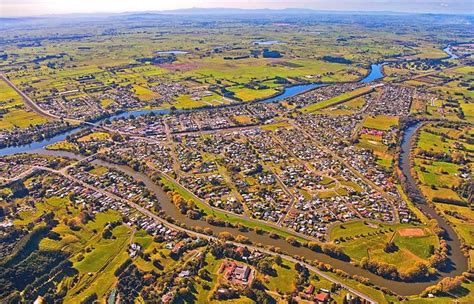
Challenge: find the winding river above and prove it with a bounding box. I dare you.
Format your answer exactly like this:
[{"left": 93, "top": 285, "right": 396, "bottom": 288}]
[
  {"left": 7, "top": 63, "right": 466, "bottom": 296},
  {"left": 0, "top": 64, "right": 383, "bottom": 156},
  {"left": 35, "top": 136, "right": 466, "bottom": 297},
  {"left": 443, "top": 46, "right": 458, "bottom": 60},
  {"left": 399, "top": 122, "right": 468, "bottom": 277}
]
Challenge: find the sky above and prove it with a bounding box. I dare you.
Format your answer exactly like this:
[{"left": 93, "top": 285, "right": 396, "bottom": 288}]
[{"left": 1, "top": 0, "right": 473, "bottom": 17}]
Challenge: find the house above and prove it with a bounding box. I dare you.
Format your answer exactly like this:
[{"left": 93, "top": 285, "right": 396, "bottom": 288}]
[
  {"left": 315, "top": 292, "right": 331, "bottom": 303},
  {"left": 233, "top": 264, "right": 251, "bottom": 282},
  {"left": 305, "top": 284, "right": 315, "bottom": 295}
]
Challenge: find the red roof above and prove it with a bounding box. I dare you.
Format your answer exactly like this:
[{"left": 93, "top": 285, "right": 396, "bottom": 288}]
[
  {"left": 315, "top": 293, "right": 330, "bottom": 302},
  {"left": 235, "top": 246, "right": 245, "bottom": 255}
]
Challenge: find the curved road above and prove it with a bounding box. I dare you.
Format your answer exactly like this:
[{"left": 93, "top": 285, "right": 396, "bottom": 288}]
[
  {"left": 30, "top": 162, "right": 378, "bottom": 304},
  {"left": 29, "top": 148, "right": 467, "bottom": 297}
]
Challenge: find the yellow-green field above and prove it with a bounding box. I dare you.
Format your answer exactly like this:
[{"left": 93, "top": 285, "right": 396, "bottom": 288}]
[
  {"left": 302, "top": 86, "right": 373, "bottom": 113},
  {"left": 0, "top": 79, "right": 49, "bottom": 128},
  {"left": 363, "top": 115, "right": 399, "bottom": 131}
]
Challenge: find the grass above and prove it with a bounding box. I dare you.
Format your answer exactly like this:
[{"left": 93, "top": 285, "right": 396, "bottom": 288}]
[
  {"left": 461, "top": 103, "right": 474, "bottom": 118},
  {"left": 232, "top": 115, "right": 253, "bottom": 124},
  {"left": 362, "top": 115, "right": 399, "bottom": 131},
  {"left": 263, "top": 259, "right": 297, "bottom": 293},
  {"left": 15, "top": 196, "right": 68, "bottom": 227},
  {"left": 330, "top": 221, "right": 438, "bottom": 271},
  {"left": 407, "top": 281, "right": 474, "bottom": 303},
  {"left": 416, "top": 165, "right": 461, "bottom": 188},
  {"left": 173, "top": 95, "right": 208, "bottom": 109},
  {"left": 417, "top": 131, "right": 451, "bottom": 154},
  {"left": 183, "top": 57, "right": 361, "bottom": 84},
  {"left": 260, "top": 121, "right": 292, "bottom": 131},
  {"left": 324, "top": 271, "right": 394, "bottom": 304},
  {"left": 0, "top": 108, "right": 49, "bottom": 129},
  {"left": 0, "top": 79, "right": 49, "bottom": 129},
  {"left": 67, "top": 224, "right": 131, "bottom": 301},
  {"left": 344, "top": 96, "right": 366, "bottom": 109},
  {"left": 420, "top": 185, "right": 465, "bottom": 204},
  {"left": 89, "top": 166, "right": 108, "bottom": 176},
  {"left": 133, "top": 229, "right": 154, "bottom": 250},
  {"left": 100, "top": 98, "right": 115, "bottom": 108},
  {"left": 375, "top": 153, "right": 393, "bottom": 168},
  {"left": 414, "top": 125, "right": 470, "bottom": 204},
  {"left": 393, "top": 232, "right": 437, "bottom": 259},
  {"left": 12, "top": 191, "right": 128, "bottom": 302},
  {"left": 132, "top": 84, "right": 159, "bottom": 101},
  {"left": 46, "top": 141, "right": 78, "bottom": 152},
  {"left": 68, "top": 250, "right": 130, "bottom": 302},
  {"left": 228, "top": 86, "right": 278, "bottom": 102},
  {"left": 357, "top": 138, "right": 389, "bottom": 153},
  {"left": 435, "top": 203, "right": 474, "bottom": 264},
  {"left": 194, "top": 253, "right": 221, "bottom": 303},
  {"left": 330, "top": 221, "right": 390, "bottom": 241},
  {"left": 74, "top": 225, "right": 130, "bottom": 273},
  {"left": 77, "top": 132, "right": 110, "bottom": 142},
  {"left": 302, "top": 86, "right": 373, "bottom": 112}
]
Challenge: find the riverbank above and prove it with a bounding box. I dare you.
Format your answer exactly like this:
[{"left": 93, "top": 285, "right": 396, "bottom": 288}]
[
  {"left": 398, "top": 121, "right": 468, "bottom": 276},
  {"left": 29, "top": 147, "right": 466, "bottom": 297},
  {"left": 0, "top": 64, "right": 385, "bottom": 156}
]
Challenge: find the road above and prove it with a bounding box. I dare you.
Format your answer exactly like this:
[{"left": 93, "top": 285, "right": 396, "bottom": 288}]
[
  {"left": 0, "top": 73, "right": 60, "bottom": 120},
  {"left": 28, "top": 163, "right": 377, "bottom": 304},
  {"left": 0, "top": 73, "right": 105, "bottom": 128},
  {"left": 158, "top": 169, "right": 316, "bottom": 243},
  {"left": 288, "top": 120, "right": 400, "bottom": 223}
]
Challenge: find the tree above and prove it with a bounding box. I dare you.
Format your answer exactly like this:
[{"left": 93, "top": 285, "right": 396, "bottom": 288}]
[
  {"left": 218, "top": 231, "right": 234, "bottom": 241},
  {"left": 274, "top": 255, "right": 282, "bottom": 266},
  {"left": 437, "top": 276, "right": 463, "bottom": 294},
  {"left": 286, "top": 236, "right": 299, "bottom": 246},
  {"left": 384, "top": 241, "right": 398, "bottom": 253},
  {"left": 308, "top": 241, "right": 321, "bottom": 252},
  {"left": 257, "top": 258, "right": 275, "bottom": 276},
  {"left": 236, "top": 235, "right": 250, "bottom": 244}
]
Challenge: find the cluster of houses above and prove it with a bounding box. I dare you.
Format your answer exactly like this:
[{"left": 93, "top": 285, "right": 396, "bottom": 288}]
[
  {"left": 7, "top": 69, "right": 423, "bottom": 244},
  {"left": 0, "top": 155, "right": 61, "bottom": 181},
  {"left": 105, "top": 115, "right": 167, "bottom": 139},
  {"left": 3, "top": 157, "right": 184, "bottom": 246},
  {"left": 288, "top": 82, "right": 365, "bottom": 108},
  {"left": 364, "top": 85, "right": 413, "bottom": 116},
  {"left": 0, "top": 120, "right": 73, "bottom": 149},
  {"left": 67, "top": 163, "right": 160, "bottom": 211},
  {"left": 150, "top": 81, "right": 190, "bottom": 104},
  {"left": 155, "top": 123, "right": 407, "bottom": 237},
  {"left": 102, "top": 101, "right": 279, "bottom": 138},
  {"left": 297, "top": 109, "right": 416, "bottom": 225}
]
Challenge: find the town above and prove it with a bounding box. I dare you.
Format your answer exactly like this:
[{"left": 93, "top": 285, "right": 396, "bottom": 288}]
[{"left": 0, "top": 6, "right": 473, "bottom": 304}]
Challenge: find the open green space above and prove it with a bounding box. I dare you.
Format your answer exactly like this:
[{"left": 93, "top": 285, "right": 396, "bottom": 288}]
[{"left": 302, "top": 86, "right": 374, "bottom": 112}]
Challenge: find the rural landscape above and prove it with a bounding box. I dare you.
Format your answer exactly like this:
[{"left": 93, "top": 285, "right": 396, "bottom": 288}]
[{"left": 0, "top": 2, "right": 473, "bottom": 304}]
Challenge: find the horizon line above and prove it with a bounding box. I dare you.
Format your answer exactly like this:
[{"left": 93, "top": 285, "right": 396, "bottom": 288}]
[{"left": 2, "top": 7, "right": 474, "bottom": 19}]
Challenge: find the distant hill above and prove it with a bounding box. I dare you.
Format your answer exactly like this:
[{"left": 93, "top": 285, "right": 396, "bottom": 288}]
[{"left": 135, "top": 7, "right": 411, "bottom": 16}]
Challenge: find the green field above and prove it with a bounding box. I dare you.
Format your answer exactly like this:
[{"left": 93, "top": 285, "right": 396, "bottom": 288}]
[
  {"left": 0, "top": 79, "right": 49, "bottom": 129},
  {"left": 363, "top": 115, "right": 399, "bottom": 131},
  {"left": 330, "top": 221, "right": 438, "bottom": 272},
  {"left": 228, "top": 86, "right": 278, "bottom": 102},
  {"left": 302, "top": 86, "right": 374, "bottom": 112}
]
